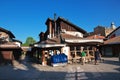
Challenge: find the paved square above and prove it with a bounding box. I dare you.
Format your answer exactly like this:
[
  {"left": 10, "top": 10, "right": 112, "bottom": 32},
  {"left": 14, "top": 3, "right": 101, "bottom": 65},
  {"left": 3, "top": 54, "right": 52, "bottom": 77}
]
[{"left": 0, "top": 57, "right": 120, "bottom": 80}]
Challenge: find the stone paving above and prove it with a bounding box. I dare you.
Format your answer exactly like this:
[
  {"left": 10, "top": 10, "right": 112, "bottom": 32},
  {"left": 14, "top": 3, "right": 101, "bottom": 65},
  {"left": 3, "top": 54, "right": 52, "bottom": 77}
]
[{"left": 0, "top": 57, "right": 120, "bottom": 80}]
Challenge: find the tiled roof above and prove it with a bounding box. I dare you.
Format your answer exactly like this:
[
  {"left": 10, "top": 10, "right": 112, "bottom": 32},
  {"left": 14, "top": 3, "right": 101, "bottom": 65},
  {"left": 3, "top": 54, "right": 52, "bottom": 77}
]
[
  {"left": 13, "top": 39, "right": 22, "bottom": 44},
  {"left": 0, "top": 27, "right": 15, "bottom": 38},
  {"left": 104, "top": 36, "right": 120, "bottom": 45},
  {"left": 39, "top": 33, "right": 83, "bottom": 44},
  {"left": 0, "top": 42, "right": 19, "bottom": 48},
  {"left": 45, "top": 18, "right": 54, "bottom": 25},
  {"left": 106, "top": 26, "right": 120, "bottom": 38},
  {"left": 36, "top": 33, "right": 104, "bottom": 46},
  {"left": 45, "top": 17, "right": 87, "bottom": 34},
  {"left": 57, "top": 17, "right": 87, "bottom": 34},
  {"left": 86, "top": 35, "right": 105, "bottom": 39},
  {"left": 40, "top": 37, "right": 61, "bottom": 44},
  {"left": 61, "top": 33, "right": 82, "bottom": 40}
]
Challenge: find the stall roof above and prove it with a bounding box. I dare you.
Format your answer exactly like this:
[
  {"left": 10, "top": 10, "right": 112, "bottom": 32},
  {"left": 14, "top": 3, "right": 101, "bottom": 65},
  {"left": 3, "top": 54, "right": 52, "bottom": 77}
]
[
  {"left": 0, "top": 27, "right": 15, "bottom": 38},
  {"left": 34, "top": 43, "right": 66, "bottom": 48},
  {"left": 104, "top": 36, "right": 120, "bottom": 45},
  {"left": 64, "top": 39, "right": 103, "bottom": 43},
  {"left": 86, "top": 35, "right": 105, "bottom": 39}
]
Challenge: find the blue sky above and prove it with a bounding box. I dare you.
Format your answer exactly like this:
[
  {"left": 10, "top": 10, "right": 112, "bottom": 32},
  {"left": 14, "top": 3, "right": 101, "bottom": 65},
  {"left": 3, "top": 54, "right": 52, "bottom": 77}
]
[{"left": 0, "top": 0, "right": 120, "bottom": 43}]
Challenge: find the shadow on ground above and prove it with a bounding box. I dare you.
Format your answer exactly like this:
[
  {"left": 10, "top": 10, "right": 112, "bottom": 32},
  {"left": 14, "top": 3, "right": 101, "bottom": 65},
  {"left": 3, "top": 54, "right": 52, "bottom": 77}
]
[
  {"left": 0, "top": 56, "right": 120, "bottom": 80},
  {"left": 103, "top": 59, "right": 120, "bottom": 66}
]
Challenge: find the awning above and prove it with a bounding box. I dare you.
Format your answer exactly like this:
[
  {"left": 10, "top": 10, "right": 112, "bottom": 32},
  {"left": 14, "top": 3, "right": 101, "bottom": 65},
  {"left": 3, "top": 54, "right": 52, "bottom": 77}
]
[
  {"left": 0, "top": 44, "right": 19, "bottom": 48},
  {"left": 34, "top": 43, "right": 66, "bottom": 48},
  {"left": 0, "top": 44, "right": 21, "bottom": 50},
  {"left": 65, "top": 39, "right": 103, "bottom": 43}
]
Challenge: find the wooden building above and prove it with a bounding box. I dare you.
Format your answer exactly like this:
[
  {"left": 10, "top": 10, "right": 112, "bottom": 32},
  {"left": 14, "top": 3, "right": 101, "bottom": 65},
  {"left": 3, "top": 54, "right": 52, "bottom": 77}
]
[
  {"left": 0, "top": 27, "right": 22, "bottom": 65},
  {"left": 103, "top": 26, "right": 120, "bottom": 56},
  {"left": 33, "top": 16, "right": 104, "bottom": 65}
]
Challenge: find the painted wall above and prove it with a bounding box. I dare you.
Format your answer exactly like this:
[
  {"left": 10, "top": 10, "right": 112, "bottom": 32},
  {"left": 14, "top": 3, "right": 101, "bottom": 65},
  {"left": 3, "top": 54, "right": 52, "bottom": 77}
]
[
  {"left": 0, "top": 32, "right": 9, "bottom": 41},
  {"left": 61, "top": 46, "right": 71, "bottom": 59},
  {"left": 14, "top": 42, "right": 21, "bottom": 47}
]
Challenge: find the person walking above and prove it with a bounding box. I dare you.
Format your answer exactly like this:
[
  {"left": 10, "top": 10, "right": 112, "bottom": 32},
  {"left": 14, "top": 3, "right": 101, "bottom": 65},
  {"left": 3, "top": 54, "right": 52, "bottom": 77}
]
[
  {"left": 94, "top": 47, "right": 101, "bottom": 65},
  {"left": 81, "top": 50, "right": 86, "bottom": 65}
]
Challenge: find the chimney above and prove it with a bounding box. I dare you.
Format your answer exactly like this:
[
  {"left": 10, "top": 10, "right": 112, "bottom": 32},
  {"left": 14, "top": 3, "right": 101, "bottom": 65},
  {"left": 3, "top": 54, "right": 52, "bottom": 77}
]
[
  {"left": 54, "top": 13, "right": 57, "bottom": 37},
  {"left": 54, "top": 13, "right": 57, "bottom": 21}
]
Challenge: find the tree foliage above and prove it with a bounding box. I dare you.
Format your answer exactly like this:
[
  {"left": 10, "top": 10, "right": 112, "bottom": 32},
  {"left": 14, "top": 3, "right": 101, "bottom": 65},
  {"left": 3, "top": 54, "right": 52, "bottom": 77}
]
[{"left": 22, "top": 37, "right": 36, "bottom": 46}]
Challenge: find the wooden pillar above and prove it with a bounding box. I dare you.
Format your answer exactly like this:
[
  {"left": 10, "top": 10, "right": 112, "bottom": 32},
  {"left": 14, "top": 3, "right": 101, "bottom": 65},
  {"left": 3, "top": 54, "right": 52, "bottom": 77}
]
[
  {"left": 52, "top": 25, "right": 55, "bottom": 38},
  {"left": 87, "top": 47, "right": 90, "bottom": 56},
  {"left": 86, "top": 47, "right": 90, "bottom": 62},
  {"left": 37, "top": 50, "right": 40, "bottom": 60},
  {"left": 74, "top": 47, "right": 77, "bottom": 58},
  {"left": 93, "top": 47, "right": 95, "bottom": 56},
  {"left": 42, "top": 50, "right": 47, "bottom": 66}
]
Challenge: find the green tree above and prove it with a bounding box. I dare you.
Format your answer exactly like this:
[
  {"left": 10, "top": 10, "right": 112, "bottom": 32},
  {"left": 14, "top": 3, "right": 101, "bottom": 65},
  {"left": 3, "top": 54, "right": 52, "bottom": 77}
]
[{"left": 22, "top": 37, "right": 36, "bottom": 46}]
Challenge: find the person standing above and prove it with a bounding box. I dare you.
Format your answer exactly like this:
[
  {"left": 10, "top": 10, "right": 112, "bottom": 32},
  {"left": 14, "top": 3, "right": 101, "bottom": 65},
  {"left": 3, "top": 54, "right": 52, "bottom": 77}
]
[
  {"left": 81, "top": 50, "right": 86, "bottom": 65},
  {"left": 94, "top": 47, "right": 101, "bottom": 65}
]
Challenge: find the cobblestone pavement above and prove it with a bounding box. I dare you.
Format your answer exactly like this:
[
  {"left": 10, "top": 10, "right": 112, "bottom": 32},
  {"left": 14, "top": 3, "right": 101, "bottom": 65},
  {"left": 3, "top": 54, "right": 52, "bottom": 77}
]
[{"left": 0, "top": 57, "right": 120, "bottom": 80}]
